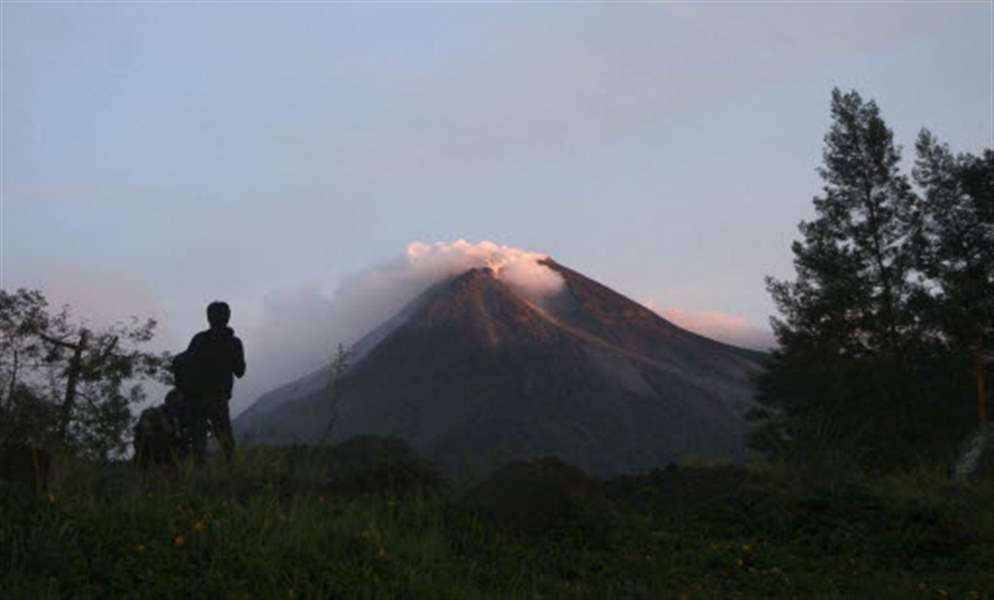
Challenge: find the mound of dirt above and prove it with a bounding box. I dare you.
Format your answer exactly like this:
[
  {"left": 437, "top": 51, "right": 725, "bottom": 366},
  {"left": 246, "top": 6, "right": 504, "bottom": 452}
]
[
  {"left": 283, "top": 435, "right": 446, "bottom": 497},
  {"left": 464, "top": 456, "right": 615, "bottom": 535},
  {"left": 603, "top": 462, "right": 748, "bottom": 514}
]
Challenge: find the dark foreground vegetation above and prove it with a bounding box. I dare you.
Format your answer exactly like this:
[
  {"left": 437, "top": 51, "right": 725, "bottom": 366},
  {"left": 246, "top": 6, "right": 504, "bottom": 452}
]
[{"left": 2, "top": 444, "right": 993, "bottom": 599}]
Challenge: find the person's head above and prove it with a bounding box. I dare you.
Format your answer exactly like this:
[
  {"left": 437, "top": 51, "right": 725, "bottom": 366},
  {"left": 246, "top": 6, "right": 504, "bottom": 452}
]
[{"left": 207, "top": 301, "right": 231, "bottom": 328}]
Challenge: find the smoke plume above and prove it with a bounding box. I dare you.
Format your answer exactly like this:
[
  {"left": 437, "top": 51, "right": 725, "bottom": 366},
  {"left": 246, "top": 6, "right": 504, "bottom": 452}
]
[{"left": 234, "top": 240, "right": 563, "bottom": 414}]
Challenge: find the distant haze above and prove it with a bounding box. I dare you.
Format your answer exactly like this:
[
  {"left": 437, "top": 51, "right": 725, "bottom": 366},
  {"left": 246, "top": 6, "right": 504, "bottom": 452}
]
[{"left": 2, "top": 3, "right": 989, "bottom": 414}]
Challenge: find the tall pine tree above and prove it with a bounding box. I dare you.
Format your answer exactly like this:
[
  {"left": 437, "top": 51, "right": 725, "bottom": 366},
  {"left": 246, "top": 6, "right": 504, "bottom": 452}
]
[
  {"left": 750, "top": 89, "right": 924, "bottom": 465},
  {"left": 913, "top": 133, "right": 994, "bottom": 426}
]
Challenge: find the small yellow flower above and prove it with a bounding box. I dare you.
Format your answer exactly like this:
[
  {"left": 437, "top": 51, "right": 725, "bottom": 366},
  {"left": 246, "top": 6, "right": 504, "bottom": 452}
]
[
  {"left": 192, "top": 521, "right": 204, "bottom": 532},
  {"left": 174, "top": 535, "right": 185, "bottom": 546}
]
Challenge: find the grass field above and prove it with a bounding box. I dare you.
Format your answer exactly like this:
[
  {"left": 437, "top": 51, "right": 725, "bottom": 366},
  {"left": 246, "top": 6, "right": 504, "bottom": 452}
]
[{"left": 2, "top": 447, "right": 992, "bottom": 599}]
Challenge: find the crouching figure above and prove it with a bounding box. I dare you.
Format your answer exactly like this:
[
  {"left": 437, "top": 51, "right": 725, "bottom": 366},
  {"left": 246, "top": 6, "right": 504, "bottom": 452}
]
[{"left": 133, "top": 388, "right": 192, "bottom": 467}]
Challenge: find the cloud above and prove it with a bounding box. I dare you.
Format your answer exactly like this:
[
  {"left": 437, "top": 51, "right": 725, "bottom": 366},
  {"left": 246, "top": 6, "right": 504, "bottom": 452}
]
[
  {"left": 406, "top": 240, "right": 564, "bottom": 301},
  {"left": 8, "top": 248, "right": 774, "bottom": 420},
  {"left": 311, "top": 3, "right": 969, "bottom": 176},
  {"left": 641, "top": 299, "right": 774, "bottom": 351},
  {"left": 233, "top": 240, "right": 563, "bottom": 414}
]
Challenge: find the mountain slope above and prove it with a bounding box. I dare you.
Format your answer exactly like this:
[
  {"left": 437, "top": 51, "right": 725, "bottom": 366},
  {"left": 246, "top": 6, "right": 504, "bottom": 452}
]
[{"left": 235, "top": 262, "right": 765, "bottom": 479}]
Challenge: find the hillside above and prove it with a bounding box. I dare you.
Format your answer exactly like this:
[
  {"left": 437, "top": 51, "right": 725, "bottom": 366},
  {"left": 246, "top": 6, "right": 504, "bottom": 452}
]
[{"left": 235, "top": 260, "right": 765, "bottom": 480}]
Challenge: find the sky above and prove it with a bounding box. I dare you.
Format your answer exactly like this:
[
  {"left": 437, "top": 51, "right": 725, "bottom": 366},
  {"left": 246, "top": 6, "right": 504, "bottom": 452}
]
[{"left": 2, "top": 1, "right": 992, "bottom": 415}]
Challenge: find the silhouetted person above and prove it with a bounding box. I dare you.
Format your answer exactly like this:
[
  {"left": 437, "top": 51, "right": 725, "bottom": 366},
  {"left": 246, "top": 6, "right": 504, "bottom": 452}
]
[
  {"left": 185, "top": 301, "right": 246, "bottom": 462},
  {"left": 133, "top": 388, "right": 191, "bottom": 467}
]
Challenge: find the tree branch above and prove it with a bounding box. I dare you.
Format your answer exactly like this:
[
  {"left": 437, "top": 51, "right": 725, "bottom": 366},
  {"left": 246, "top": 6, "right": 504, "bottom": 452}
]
[
  {"left": 38, "top": 333, "right": 78, "bottom": 351},
  {"left": 88, "top": 336, "right": 119, "bottom": 370}
]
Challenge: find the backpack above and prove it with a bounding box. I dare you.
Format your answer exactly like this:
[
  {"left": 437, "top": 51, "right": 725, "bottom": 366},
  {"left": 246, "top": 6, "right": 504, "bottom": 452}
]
[
  {"left": 171, "top": 351, "right": 193, "bottom": 395},
  {"left": 133, "top": 388, "right": 190, "bottom": 466}
]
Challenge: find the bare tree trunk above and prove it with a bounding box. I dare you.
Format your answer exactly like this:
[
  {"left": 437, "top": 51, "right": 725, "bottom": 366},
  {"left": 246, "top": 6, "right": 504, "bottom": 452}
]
[
  {"left": 978, "top": 345, "right": 989, "bottom": 426},
  {"left": 4, "top": 348, "right": 18, "bottom": 411},
  {"left": 58, "top": 331, "right": 88, "bottom": 445},
  {"left": 320, "top": 344, "right": 351, "bottom": 444}
]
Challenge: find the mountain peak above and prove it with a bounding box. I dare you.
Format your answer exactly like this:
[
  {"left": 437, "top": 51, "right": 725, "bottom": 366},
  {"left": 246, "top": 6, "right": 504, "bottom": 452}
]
[
  {"left": 235, "top": 258, "right": 764, "bottom": 481},
  {"left": 411, "top": 265, "right": 562, "bottom": 348}
]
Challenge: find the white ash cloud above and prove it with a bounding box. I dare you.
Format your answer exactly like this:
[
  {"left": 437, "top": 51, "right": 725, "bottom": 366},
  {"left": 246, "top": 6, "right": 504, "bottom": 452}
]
[
  {"left": 234, "top": 240, "right": 563, "bottom": 415},
  {"left": 406, "top": 240, "right": 564, "bottom": 301}
]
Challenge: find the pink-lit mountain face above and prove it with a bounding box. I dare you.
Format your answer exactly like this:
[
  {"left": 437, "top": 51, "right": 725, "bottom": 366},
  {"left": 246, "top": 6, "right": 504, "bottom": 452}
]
[{"left": 235, "top": 259, "right": 765, "bottom": 480}]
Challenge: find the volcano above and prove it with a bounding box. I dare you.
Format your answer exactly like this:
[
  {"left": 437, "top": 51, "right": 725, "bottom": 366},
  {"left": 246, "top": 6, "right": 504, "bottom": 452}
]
[{"left": 234, "top": 259, "right": 765, "bottom": 480}]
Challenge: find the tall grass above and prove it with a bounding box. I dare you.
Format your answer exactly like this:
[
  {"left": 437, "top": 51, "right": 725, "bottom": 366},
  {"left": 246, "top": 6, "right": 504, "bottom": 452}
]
[{"left": 2, "top": 448, "right": 992, "bottom": 599}]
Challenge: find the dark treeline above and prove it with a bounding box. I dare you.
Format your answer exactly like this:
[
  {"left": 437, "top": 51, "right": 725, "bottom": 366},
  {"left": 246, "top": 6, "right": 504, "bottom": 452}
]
[{"left": 749, "top": 88, "right": 993, "bottom": 470}]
